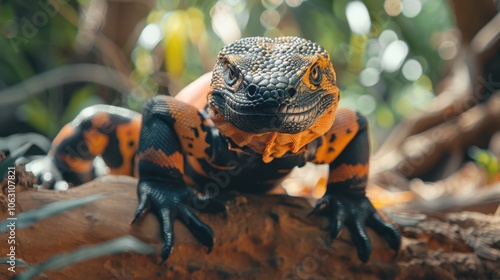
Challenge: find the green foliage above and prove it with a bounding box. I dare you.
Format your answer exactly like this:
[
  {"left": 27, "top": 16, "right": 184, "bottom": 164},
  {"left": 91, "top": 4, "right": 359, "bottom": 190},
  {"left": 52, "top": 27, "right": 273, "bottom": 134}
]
[
  {"left": 468, "top": 146, "right": 500, "bottom": 180},
  {"left": 1, "top": 0, "right": 456, "bottom": 148},
  {"left": 17, "top": 86, "right": 103, "bottom": 138},
  {"left": 62, "top": 85, "right": 104, "bottom": 124},
  {"left": 133, "top": 0, "right": 455, "bottom": 147},
  {"left": 18, "top": 98, "right": 57, "bottom": 137}
]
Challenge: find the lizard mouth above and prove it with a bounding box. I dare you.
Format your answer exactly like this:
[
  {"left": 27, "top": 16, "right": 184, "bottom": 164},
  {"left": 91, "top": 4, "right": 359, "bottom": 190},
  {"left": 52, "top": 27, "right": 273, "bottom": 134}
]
[{"left": 209, "top": 91, "right": 333, "bottom": 134}]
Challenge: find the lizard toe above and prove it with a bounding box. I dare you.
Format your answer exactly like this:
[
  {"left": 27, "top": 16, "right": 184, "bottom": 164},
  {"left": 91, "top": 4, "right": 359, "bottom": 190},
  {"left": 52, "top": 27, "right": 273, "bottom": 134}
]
[
  {"left": 179, "top": 205, "right": 215, "bottom": 253},
  {"left": 157, "top": 207, "right": 174, "bottom": 263},
  {"left": 367, "top": 211, "right": 401, "bottom": 253},
  {"left": 346, "top": 219, "right": 372, "bottom": 263}
]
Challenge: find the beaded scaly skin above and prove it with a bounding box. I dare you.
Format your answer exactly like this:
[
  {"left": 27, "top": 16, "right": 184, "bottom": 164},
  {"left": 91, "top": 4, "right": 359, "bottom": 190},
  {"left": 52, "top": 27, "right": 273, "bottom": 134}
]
[{"left": 33, "top": 36, "right": 400, "bottom": 263}]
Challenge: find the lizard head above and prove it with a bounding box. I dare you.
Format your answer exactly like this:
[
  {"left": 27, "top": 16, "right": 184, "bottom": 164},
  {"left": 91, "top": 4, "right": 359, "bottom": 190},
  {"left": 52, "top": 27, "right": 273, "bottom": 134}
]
[{"left": 207, "top": 36, "right": 339, "bottom": 162}]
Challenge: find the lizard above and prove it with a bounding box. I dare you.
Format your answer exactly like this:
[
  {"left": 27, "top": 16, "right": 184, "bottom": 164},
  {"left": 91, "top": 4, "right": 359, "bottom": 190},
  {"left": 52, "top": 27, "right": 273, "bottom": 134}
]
[{"left": 30, "top": 36, "right": 401, "bottom": 263}]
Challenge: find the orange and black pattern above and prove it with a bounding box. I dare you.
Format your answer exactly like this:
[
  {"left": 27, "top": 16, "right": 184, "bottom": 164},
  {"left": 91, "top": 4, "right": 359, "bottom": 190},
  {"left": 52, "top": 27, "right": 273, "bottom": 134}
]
[
  {"left": 50, "top": 105, "right": 141, "bottom": 185},
  {"left": 45, "top": 36, "right": 399, "bottom": 263},
  {"left": 309, "top": 107, "right": 369, "bottom": 195}
]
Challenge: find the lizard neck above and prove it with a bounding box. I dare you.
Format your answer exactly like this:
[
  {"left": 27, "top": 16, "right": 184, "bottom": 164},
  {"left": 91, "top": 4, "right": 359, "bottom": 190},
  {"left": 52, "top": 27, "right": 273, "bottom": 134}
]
[{"left": 210, "top": 104, "right": 337, "bottom": 163}]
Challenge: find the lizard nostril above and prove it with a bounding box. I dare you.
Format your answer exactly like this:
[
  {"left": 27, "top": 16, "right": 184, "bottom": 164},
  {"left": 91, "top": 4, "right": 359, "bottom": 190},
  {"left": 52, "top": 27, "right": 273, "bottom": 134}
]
[
  {"left": 287, "top": 87, "right": 297, "bottom": 98},
  {"left": 246, "top": 84, "right": 258, "bottom": 98}
]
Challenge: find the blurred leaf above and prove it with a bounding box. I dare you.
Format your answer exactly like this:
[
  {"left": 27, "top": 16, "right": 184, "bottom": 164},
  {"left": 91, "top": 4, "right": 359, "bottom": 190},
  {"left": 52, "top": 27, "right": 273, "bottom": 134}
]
[
  {"left": 19, "top": 98, "right": 57, "bottom": 137},
  {"left": 0, "top": 258, "right": 30, "bottom": 268},
  {"left": 187, "top": 7, "right": 206, "bottom": 44},
  {"left": 134, "top": 48, "right": 155, "bottom": 75},
  {"left": 0, "top": 132, "right": 51, "bottom": 178},
  {"left": 62, "top": 85, "right": 104, "bottom": 124},
  {"left": 163, "top": 11, "right": 190, "bottom": 77},
  {"left": 0, "top": 142, "right": 33, "bottom": 179},
  {"left": 0, "top": 194, "right": 106, "bottom": 233},
  {"left": 14, "top": 236, "right": 155, "bottom": 280},
  {"left": 348, "top": 34, "right": 368, "bottom": 73},
  {"left": 0, "top": 133, "right": 51, "bottom": 155},
  {"left": 468, "top": 146, "right": 500, "bottom": 179},
  {"left": 376, "top": 104, "right": 395, "bottom": 128}
]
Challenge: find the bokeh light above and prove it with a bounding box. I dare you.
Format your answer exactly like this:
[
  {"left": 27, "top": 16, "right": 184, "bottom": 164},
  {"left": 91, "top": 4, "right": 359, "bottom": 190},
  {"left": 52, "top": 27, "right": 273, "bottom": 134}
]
[
  {"left": 401, "top": 0, "right": 422, "bottom": 18},
  {"left": 360, "top": 67, "right": 381, "bottom": 87},
  {"left": 211, "top": 1, "right": 241, "bottom": 44},
  {"left": 261, "top": 0, "right": 284, "bottom": 9},
  {"left": 356, "top": 94, "right": 377, "bottom": 115},
  {"left": 366, "top": 57, "right": 383, "bottom": 71},
  {"left": 2, "top": 0, "right": 457, "bottom": 146},
  {"left": 378, "top": 29, "right": 398, "bottom": 47},
  {"left": 438, "top": 40, "right": 458, "bottom": 60},
  {"left": 260, "top": 9, "right": 281, "bottom": 29},
  {"left": 285, "top": 0, "right": 303, "bottom": 8},
  {"left": 382, "top": 40, "right": 409, "bottom": 72},
  {"left": 384, "top": 0, "right": 402, "bottom": 16},
  {"left": 346, "top": 1, "right": 371, "bottom": 35},
  {"left": 402, "top": 59, "right": 423, "bottom": 81},
  {"left": 138, "top": 23, "right": 162, "bottom": 50},
  {"left": 376, "top": 106, "right": 395, "bottom": 128}
]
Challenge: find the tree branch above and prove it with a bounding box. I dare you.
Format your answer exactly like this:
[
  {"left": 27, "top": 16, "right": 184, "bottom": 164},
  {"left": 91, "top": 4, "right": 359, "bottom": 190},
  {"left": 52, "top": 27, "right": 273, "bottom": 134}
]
[
  {"left": 0, "top": 64, "right": 137, "bottom": 106},
  {"left": 0, "top": 176, "right": 498, "bottom": 279}
]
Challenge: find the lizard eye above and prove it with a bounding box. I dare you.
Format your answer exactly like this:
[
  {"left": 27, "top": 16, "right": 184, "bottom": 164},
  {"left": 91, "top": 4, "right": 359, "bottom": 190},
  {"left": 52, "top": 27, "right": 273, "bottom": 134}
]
[
  {"left": 309, "top": 63, "right": 322, "bottom": 86},
  {"left": 224, "top": 64, "right": 239, "bottom": 86}
]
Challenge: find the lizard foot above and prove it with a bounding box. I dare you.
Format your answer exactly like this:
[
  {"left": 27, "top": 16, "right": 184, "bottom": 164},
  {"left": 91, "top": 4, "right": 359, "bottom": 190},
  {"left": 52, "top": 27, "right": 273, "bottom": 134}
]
[
  {"left": 309, "top": 191, "right": 401, "bottom": 263},
  {"left": 131, "top": 180, "right": 227, "bottom": 262}
]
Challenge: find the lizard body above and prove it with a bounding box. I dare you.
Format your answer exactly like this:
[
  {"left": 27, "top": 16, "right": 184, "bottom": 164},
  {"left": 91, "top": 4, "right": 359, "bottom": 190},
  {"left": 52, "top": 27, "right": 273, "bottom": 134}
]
[{"left": 32, "top": 36, "right": 400, "bottom": 263}]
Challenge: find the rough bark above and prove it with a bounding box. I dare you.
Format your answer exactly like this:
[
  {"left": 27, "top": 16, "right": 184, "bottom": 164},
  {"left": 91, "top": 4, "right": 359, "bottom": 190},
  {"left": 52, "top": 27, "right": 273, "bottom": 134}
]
[{"left": 0, "top": 176, "right": 499, "bottom": 279}]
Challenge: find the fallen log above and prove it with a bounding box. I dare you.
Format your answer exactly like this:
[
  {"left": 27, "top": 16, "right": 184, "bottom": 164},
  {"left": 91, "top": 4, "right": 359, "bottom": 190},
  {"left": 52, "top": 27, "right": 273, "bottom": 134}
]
[{"left": 0, "top": 175, "right": 499, "bottom": 279}]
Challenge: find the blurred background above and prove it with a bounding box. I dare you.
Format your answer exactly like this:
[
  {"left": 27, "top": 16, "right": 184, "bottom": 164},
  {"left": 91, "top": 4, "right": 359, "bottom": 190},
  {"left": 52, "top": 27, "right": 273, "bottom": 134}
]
[
  {"left": 1, "top": 0, "right": 456, "bottom": 144},
  {"left": 0, "top": 3, "right": 499, "bottom": 278}
]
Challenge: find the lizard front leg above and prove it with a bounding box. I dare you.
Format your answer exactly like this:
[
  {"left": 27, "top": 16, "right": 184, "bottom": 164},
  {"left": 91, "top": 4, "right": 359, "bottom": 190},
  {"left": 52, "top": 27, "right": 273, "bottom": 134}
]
[
  {"left": 131, "top": 95, "right": 225, "bottom": 262},
  {"left": 309, "top": 108, "right": 400, "bottom": 262}
]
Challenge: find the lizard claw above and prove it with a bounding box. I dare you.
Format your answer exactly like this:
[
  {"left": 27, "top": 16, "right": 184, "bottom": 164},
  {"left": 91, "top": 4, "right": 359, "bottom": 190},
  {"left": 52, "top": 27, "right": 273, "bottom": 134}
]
[
  {"left": 366, "top": 211, "right": 401, "bottom": 252},
  {"left": 326, "top": 197, "right": 347, "bottom": 244},
  {"left": 178, "top": 206, "right": 215, "bottom": 253},
  {"left": 311, "top": 192, "right": 400, "bottom": 263},
  {"left": 307, "top": 196, "right": 330, "bottom": 217},
  {"left": 131, "top": 190, "right": 151, "bottom": 224},
  {"left": 157, "top": 207, "right": 174, "bottom": 262},
  {"left": 132, "top": 180, "right": 226, "bottom": 262}
]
